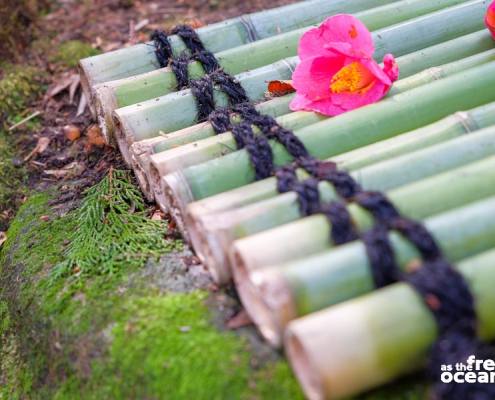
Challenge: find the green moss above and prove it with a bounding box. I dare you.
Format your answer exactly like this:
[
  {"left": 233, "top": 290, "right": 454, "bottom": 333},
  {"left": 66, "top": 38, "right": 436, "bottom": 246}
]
[
  {"left": 0, "top": 65, "right": 45, "bottom": 120},
  {"left": 51, "top": 40, "right": 100, "bottom": 68},
  {"left": 53, "top": 291, "right": 303, "bottom": 400}
]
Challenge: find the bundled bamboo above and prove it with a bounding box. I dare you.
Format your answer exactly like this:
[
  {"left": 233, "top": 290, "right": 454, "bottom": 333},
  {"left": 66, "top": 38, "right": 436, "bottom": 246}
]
[
  {"left": 188, "top": 122, "right": 495, "bottom": 283},
  {"left": 285, "top": 247, "right": 495, "bottom": 400},
  {"left": 95, "top": 0, "right": 469, "bottom": 138},
  {"left": 130, "top": 29, "right": 494, "bottom": 199},
  {"left": 79, "top": 0, "right": 395, "bottom": 113},
  {"left": 113, "top": 0, "right": 487, "bottom": 150},
  {"left": 161, "top": 61, "right": 495, "bottom": 230},
  {"left": 145, "top": 49, "right": 495, "bottom": 205},
  {"left": 130, "top": 94, "right": 297, "bottom": 200},
  {"left": 238, "top": 193, "right": 495, "bottom": 346}
]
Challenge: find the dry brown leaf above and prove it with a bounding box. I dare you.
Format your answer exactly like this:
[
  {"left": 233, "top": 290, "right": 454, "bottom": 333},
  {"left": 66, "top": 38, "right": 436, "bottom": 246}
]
[
  {"left": 0, "top": 232, "right": 7, "bottom": 247},
  {"left": 267, "top": 80, "right": 295, "bottom": 96},
  {"left": 69, "top": 75, "right": 81, "bottom": 104},
  {"left": 63, "top": 124, "right": 81, "bottom": 141},
  {"left": 86, "top": 124, "right": 106, "bottom": 147},
  {"left": 24, "top": 137, "right": 51, "bottom": 162},
  {"left": 44, "top": 161, "right": 86, "bottom": 179},
  {"left": 226, "top": 309, "right": 253, "bottom": 329},
  {"left": 47, "top": 73, "right": 80, "bottom": 98},
  {"left": 76, "top": 93, "right": 87, "bottom": 116}
]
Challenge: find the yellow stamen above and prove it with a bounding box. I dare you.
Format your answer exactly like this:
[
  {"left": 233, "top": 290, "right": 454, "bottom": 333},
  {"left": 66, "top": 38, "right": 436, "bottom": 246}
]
[{"left": 330, "top": 62, "right": 374, "bottom": 94}]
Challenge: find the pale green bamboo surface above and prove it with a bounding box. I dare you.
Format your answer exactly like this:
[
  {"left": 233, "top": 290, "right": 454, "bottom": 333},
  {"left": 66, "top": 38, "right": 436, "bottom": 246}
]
[
  {"left": 99, "top": 0, "right": 468, "bottom": 110},
  {"left": 162, "top": 61, "right": 495, "bottom": 229},
  {"left": 245, "top": 195, "right": 495, "bottom": 346},
  {"left": 146, "top": 49, "right": 495, "bottom": 201},
  {"left": 143, "top": 29, "right": 495, "bottom": 155},
  {"left": 190, "top": 125, "right": 495, "bottom": 283},
  {"left": 79, "top": 0, "right": 397, "bottom": 88},
  {"left": 130, "top": 29, "right": 495, "bottom": 198},
  {"left": 285, "top": 248, "right": 495, "bottom": 399},
  {"left": 186, "top": 100, "right": 495, "bottom": 219},
  {"left": 231, "top": 150, "right": 495, "bottom": 283},
  {"left": 114, "top": 0, "right": 488, "bottom": 143}
]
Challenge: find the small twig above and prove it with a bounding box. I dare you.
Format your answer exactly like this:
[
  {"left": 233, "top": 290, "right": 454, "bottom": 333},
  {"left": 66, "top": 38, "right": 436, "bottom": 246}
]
[{"left": 8, "top": 111, "right": 42, "bottom": 132}]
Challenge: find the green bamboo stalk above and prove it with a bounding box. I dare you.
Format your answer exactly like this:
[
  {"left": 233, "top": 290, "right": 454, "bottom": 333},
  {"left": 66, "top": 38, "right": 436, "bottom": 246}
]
[
  {"left": 113, "top": 0, "right": 487, "bottom": 144},
  {"left": 130, "top": 94, "right": 297, "bottom": 201},
  {"left": 186, "top": 100, "right": 495, "bottom": 223},
  {"left": 96, "top": 0, "right": 470, "bottom": 132},
  {"left": 79, "top": 0, "right": 398, "bottom": 108},
  {"left": 190, "top": 125, "right": 495, "bottom": 283},
  {"left": 231, "top": 144, "right": 495, "bottom": 284},
  {"left": 243, "top": 194, "right": 495, "bottom": 347},
  {"left": 133, "top": 29, "right": 494, "bottom": 159},
  {"left": 130, "top": 29, "right": 494, "bottom": 198},
  {"left": 161, "top": 61, "right": 495, "bottom": 228},
  {"left": 285, "top": 248, "right": 495, "bottom": 400},
  {"left": 145, "top": 49, "right": 495, "bottom": 204}
]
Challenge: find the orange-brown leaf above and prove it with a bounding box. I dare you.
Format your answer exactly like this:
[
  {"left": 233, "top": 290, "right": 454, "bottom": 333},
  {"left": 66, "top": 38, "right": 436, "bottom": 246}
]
[{"left": 267, "top": 80, "right": 295, "bottom": 96}]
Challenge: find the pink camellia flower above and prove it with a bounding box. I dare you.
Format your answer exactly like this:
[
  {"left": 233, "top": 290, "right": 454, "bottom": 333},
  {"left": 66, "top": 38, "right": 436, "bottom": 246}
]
[
  {"left": 290, "top": 14, "right": 399, "bottom": 116},
  {"left": 486, "top": 1, "right": 495, "bottom": 39}
]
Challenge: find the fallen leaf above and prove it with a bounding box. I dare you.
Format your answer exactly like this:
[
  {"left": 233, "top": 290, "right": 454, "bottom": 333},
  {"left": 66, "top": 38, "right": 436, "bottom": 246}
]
[
  {"left": 0, "top": 232, "right": 7, "bottom": 247},
  {"left": 226, "top": 309, "right": 253, "bottom": 329},
  {"left": 69, "top": 75, "right": 81, "bottom": 104},
  {"left": 47, "top": 73, "right": 80, "bottom": 98},
  {"left": 44, "top": 161, "right": 86, "bottom": 179},
  {"left": 40, "top": 215, "right": 50, "bottom": 222},
  {"left": 63, "top": 124, "right": 81, "bottom": 141},
  {"left": 267, "top": 80, "right": 295, "bottom": 96},
  {"left": 151, "top": 209, "right": 165, "bottom": 220},
  {"left": 24, "top": 137, "right": 51, "bottom": 162},
  {"left": 86, "top": 124, "right": 106, "bottom": 147},
  {"left": 77, "top": 93, "right": 87, "bottom": 116}
]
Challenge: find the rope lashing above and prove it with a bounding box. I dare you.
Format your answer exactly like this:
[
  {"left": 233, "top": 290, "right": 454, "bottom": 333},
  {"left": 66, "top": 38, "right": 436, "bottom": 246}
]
[{"left": 407, "top": 260, "right": 495, "bottom": 400}]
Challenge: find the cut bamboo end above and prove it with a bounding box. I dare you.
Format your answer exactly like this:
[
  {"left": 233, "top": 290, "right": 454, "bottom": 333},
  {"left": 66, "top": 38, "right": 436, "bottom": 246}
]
[
  {"left": 185, "top": 211, "right": 232, "bottom": 284},
  {"left": 237, "top": 267, "right": 297, "bottom": 348},
  {"left": 95, "top": 85, "right": 119, "bottom": 144},
  {"left": 285, "top": 332, "right": 326, "bottom": 400},
  {"left": 161, "top": 172, "right": 194, "bottom": 241},
  {"left": 78, "top": 61, "right": 96, "bottom": 118},
  {"left": 112, "top": 112, "right": 134, "bottom": 166},
  {"left": 129, "top": 141, "right": 156, "bottom": 202}
]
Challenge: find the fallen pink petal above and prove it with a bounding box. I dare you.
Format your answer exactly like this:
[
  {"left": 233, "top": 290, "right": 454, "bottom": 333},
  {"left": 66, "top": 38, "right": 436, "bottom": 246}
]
[{"left": 290, "top": 14, "right": 399, "bottom": 116}]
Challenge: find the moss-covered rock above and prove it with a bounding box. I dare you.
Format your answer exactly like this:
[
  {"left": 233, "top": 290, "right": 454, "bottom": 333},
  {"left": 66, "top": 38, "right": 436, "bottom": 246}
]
[
  {"left": 0, "top": 174, "right": 305, "bottom": 399},
  {"left": 51, "top": 41, "right": 100, "bottom": 68}
]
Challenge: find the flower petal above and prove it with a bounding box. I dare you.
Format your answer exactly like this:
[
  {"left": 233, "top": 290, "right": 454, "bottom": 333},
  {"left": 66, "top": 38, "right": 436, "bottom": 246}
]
[
  {"left": 292, "top": 55, "right": 345, "bottom": 99},
  {"left": 298, "top": 14, "right": 374, "bottom": 59},
  {"left": 486, "top": 1, "right": 495, "bottom": 39}
]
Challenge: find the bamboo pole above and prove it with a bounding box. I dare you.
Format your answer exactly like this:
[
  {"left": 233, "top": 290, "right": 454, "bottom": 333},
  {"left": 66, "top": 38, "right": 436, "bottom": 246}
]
[
  {"left": 132, "top": 29, "right": 494, "bottom": 157},
  {"left": 130, "top": 29, "right": 494, "bottom": 199},
  {"left": 130, "top": 94, "right": 297, "bottom": 201},
  {"left": 96, "top": 0, "right": 470, "bottom": 137},
  {"left": 285, "top": 247, "right": 495, "bottom": 400},
  {"left": 186, "top": 100, "right": 495, "bottom": 222},
  {"left": 79, "top": 0, "right": 397, "bottom": 114},
  {"left": 113, "top": 0, "right": 488, "bottom": 147},
  {"left": 161, "top": 61, "right": 495, "bottom": 231},
  {"left": 189, "top": 123, "right": 495, "bottom": 283},
  {"left": 144, "top": 49, "right": 495, "bottom": 205},
  {"left": 239, "top": 194, "right": 495, "bottom": 347}
]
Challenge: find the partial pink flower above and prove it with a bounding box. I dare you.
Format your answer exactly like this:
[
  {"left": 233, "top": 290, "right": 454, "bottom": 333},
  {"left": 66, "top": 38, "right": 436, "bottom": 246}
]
[
  {"left": 486, "top": 0, "right": 495, "bottom": 39},
  {"left": 290, "top": 14, "right": 399, "bottom": 116}
]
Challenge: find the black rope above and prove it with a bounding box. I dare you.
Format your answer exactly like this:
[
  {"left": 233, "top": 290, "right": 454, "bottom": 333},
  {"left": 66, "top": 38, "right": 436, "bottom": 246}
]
[
  {"left": 406, "top": 260, "right": 495, "bottom": 400},
  {"left": 190, "top": 76, "right": 215, "bottom": 121},
  {"left": 231, "top": 122, "right": 274, "bottom": 180},
  {"left": 151, "top": 30, "right": 173, "bottom": 68}
]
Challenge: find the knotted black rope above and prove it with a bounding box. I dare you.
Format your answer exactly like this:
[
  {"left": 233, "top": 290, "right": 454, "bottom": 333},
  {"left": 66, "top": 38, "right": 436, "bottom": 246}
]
[{"left": 406, "top": 260, "right": 495, "bottom": 399}]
